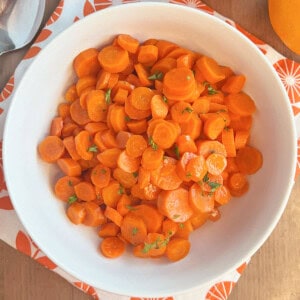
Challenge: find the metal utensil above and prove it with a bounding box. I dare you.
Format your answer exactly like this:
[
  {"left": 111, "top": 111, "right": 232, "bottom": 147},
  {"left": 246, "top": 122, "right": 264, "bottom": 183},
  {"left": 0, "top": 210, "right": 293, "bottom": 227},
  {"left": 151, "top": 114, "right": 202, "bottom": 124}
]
[{"left": 0, "top": 0, "right": 46, "bottom": 56}]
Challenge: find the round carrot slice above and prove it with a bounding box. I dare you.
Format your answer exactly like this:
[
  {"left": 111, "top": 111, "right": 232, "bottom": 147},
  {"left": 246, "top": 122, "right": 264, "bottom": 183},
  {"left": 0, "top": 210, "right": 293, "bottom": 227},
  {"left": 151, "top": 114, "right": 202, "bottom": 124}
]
[
  {"left": 98, "top": 45, "right": 130, "bottom": 73},
  {"left": 100, "top": 237, "right": 126, "bottom": 258},
  {"left": 130, "top": 87, "right": 155, "bottom": 111},
  {"left": 38, "top": 136, "right": 65, "bottom": 163},
  {"left": 166, "top": 238, "right": 191, "bottom": 262}
]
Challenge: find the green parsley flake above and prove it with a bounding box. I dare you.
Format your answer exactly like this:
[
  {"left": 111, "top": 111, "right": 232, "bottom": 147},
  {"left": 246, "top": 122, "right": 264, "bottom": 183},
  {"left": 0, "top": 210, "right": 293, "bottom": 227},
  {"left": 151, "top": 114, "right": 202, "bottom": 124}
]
[
  {"left": 174, "top": 145, "right": 180, "bottom": 159},
  {"left": 68, "top": 195, "right": 77, "bottom": 204},
  {"left": 132, "top": 227, "right": 139, "bottom": 236},
  {"left": 162, "top": 95, "right": 168, "bottom": 103},
  {"left": 132, "top": 171, "right": 138, "bottom": 178},
  {"left": 148, "top": 72, "right": 163, "bottom": 80},
  {"left": 182, "top": 107, "right": 193, "bottom": 114},
  {"left": 118, "top": 185, "right": 125, "bottom": 195},
  {"left": 148, "top": 136, "right": 158, "bottom": 151},
  {"left": 87, "top": 145, "right": 98, "bottom": 152},
  {"left": 105, "top": 89, "right": 112, "bottom": 105},
  {"left": 173, "top": 214, "right": 180, "bottom": 219}
]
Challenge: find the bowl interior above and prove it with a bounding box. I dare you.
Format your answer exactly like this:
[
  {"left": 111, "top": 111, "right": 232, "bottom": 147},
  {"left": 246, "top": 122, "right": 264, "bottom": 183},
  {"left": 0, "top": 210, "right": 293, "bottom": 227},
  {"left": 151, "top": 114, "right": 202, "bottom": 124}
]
[{"left": 3, "top": 3, "right": 296, "bottom": 297}]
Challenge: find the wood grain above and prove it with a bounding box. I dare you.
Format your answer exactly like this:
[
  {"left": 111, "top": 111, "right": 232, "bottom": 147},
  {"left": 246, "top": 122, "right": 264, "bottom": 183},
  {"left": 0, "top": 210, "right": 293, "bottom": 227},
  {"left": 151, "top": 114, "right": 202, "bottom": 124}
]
[{"left": 0, "top": 1, "right": 299, "bottom": 299}]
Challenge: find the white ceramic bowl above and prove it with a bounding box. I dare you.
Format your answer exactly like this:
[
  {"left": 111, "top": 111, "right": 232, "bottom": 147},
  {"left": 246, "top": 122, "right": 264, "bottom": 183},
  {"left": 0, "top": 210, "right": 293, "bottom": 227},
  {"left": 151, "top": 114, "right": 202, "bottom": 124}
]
[{"left": 3, "top": 3, "right": 297, "bottom": 297}]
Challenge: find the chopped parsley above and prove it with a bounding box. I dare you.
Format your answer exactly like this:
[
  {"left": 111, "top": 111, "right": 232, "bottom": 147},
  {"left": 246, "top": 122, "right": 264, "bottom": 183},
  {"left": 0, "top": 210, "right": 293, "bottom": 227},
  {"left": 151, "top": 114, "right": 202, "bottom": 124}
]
[
  {"left": 105, "top": 88, "right": 112, "bottom": 105},
  {"left": 182, "top": 107, "right": 193, "bottom": 114},
  {"left": 148, "top": 136, "right": 158, "bottom": 151},
  {"left": 87, "top": 145, "right": 98, "bottom": 152},
  {"left": 174, "top": 145, "right": 180, "bottom": 159},
  {"left": 68, "top": 195, "right": 77, "bottom": 204},
  {"left": 148, "top": 72, "right": 163, "bottom": 80}
]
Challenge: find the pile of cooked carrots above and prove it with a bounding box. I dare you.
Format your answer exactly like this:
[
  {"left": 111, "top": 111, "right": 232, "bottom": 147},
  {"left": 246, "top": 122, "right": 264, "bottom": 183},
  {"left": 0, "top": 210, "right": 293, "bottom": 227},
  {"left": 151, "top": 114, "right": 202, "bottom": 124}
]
[{"left": 38, "top": 34, "right": 263, "bottom": 262}]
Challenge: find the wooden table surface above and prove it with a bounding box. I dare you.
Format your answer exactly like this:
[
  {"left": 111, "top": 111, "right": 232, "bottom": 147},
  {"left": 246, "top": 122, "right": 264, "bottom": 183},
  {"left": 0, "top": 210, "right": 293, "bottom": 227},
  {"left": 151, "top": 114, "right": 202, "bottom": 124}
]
[{"left": 0, "top": 1, "right": 299, "bottom": 299}]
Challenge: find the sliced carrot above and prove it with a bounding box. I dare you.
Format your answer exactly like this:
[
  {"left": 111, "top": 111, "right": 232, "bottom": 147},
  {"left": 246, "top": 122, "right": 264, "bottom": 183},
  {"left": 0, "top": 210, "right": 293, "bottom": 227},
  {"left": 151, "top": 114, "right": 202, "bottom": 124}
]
[
  {"left": 176, "top": 53, "right": 196, "bottom": 69},
  {"left": 226, "top": 92, "right": 256, "bottom": 116},
  {"left": 84, "top": 122, "right": 107, "bottom": 135},
  {"left": 70, "top": 99, "right": 91, "bottom": 125},
  {"left": 126, "top": 135, "right": 147, "bottom": 158},
  {"left": 76, "top": 76, "right": 96, "bottom": 96},
  {"left": 201, "top": 173, "right": 223, "bottom": 193},
  {"left": 73, "top": 48, "right": 100, "bottom": 78},
  {"left": 162, "top": 219, "right": 178, "bottom": 237},
  {"left": 170, "top": 101, "right": 194, "bottom": 123},
  {"left": 166, "top": 238, "right": 191, "bottom": 262},
  {"left": 157, "top": 188, "right": 193, "bottom": 223},
  {"left": 90, "top": 164, "right": 111, "bottom": 188},
  {"left": 234, "top": 130, "right": 250, "bottom": 149},
  {"left": 143, "top": 183, "right": 161, "bottom": 201},
  {"left": 196, "top": 55, "right": 225, "bottom": 84},
  {"left": 141, "top": 232, "right": 167, "bottom": 257},
  {"left": 74, "top": 181, "right": 96, "bottom": 201},
  {"left": 205, "top": 153, "right": 227, "bottom": 176},
  {"left": 173, "top": 220, "right": 193, "bottom": 239},
  {"left": 127, "top": 119, "right": 148, "bottom": 134},
  {"left": 138, "top": 167, "right": 151, "bottom": 189},
  {"left": 189, "top": 183, "right": 214, "bottom": 213},
  {"left": 118, "top": 150, "right": 140, "bottom": 173},
  {"left": 229, "top": 114, "right": 253, "bottom": 131},
  {"left": 109, "top": 105, "right": 128, "bottom": 132},
  {"left": 50, "top": 117, "right": 63, "bottom": 137},
  {"left": 63, "top": 136, "right": 81, "bottom": 161},
  {"left": 97, "top": 148, "right": 122, "bottom": 169},
  {"left": 98, "top": 222, "right": 120, "bottom": 238},
  {"left": 150, "top": 94, "right": 168, "bottom": 119},
  {"left": 155, "top": 40, "right": 178, "bottom": 58},
  {"left": 235, "top": 146, "right": 263, "bottom": 174},
  {"left": 151, "top": 57, "right": 177, "bottom": 75},
  {"left": 131, "top": 204, "right": 163, "bottom": 233},
  {"left": 190, "top": 212, "right": 209, "bottom": 229},
  {"left": 163, "top": 67, "right": 196, "bottom": 101},
  {"left": 74, "top": 130, "right": 94, "bottom": 160},
  {"left": 176, "top": 152, "right": 197, "bottom": 181},
  {"left": 141, "top": 147, "right": 164, "bottom": 170},
  {"left": 179, "top": 113, "right": 202, "bottom": 140},
  {"left": 151, "top": 121, "right": 177, "bottom": 149},
  {"left": 134, "top": 63, "right": 152, "bottom": 87},
  {"left": 126, "top": 73, "right": 143, "bottom": 87},
  {"left": 229, "top": 181, "right": 249, "bottom": 197},
  {"left": 38, "top": 136, "right": 65, "bottom": 163},
  {"left": 58, "top": 103, "right": 71, "bottom": 119},
  {"left": 192, "top": 97, "right": 210, "bottom": 114},
  {"left": 67, "top": 202, "right": 86, "bottom": 225},
  {"left": 138, "top": 45, "right": 158, "bottom": 66},
  {"left": 82, "top": 201, "right": 106, "bottom": 227},
  {"left": 101, "top": 129, "right": 118, "bottom": 148},
  {"left": 203, "top": 114, "right": 226, "bottom": 140},
  {"left": 85, "top": 90, "right": 107, "bottom": 122},
  {"left": 100, "top": 236, "right": 126, "bottom": 258},
  {"left": 98, "top": 45, "right": 130, "bottom": 73},
  {"left": 54, "top": 176, "right": 81, "bottom": 202},
  {"left": 102, "top": 181, "right": 123, "bottom": 208},
  {"left": 113, "top": 168, "right": 137, "bottom": 189},
  {"left": 176, "top": 135, "right": 197, "bottom": 154},
  {"left": 104, "top": 206, "right": 123, "bottom": 227},
  {"left": 130, "top": 87, "right": 154, "bottom": 111},
  {"left": 222, "top": 74, "right": 246, "bottom": 94},
  {"left": 113, "top": 87, "right": 129, "bottom": 104},
  {"left": 65, "top": 84, "right": 78, "bottom": 102},
  {"left": 121, "top": 213, "right": 147, "bottom": 245},
  {"left": 186, "top": 155, "right": 208, "bottom": 182},
  {"left": 197, "top": 140, "right": 227, "bottom": 158},
  {"left": 125, "top": 96, "right": 151, "bottom": 120},
  {"left": 117, "top": 34, "right": 139, "bottom": 54},
  {"left": 116, "top": 131, "right": 132, "bottom": 149},
  {"left": 222, "top": 128, "right": 236, "bottom": 157},
  {"left": 57, "top": 158, "right": 82, "bottom": 177},
  {"left": 116, "top": 194, "right": 133, "bottom": 216}
]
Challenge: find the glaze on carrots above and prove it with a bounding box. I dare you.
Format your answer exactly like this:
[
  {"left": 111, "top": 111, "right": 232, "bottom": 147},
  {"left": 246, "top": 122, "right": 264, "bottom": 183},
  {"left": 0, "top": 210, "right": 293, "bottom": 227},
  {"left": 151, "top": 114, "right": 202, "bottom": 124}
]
[{"left": 38, "top": 34, "right": 263, "bottom": 262}]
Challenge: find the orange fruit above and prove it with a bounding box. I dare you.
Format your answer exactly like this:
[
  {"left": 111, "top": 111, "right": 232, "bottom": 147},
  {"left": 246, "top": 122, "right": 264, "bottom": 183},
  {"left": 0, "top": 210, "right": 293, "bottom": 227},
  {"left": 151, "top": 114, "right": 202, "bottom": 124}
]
[{"left": 268, "top": 0, "right": 300, "bottom": 54}]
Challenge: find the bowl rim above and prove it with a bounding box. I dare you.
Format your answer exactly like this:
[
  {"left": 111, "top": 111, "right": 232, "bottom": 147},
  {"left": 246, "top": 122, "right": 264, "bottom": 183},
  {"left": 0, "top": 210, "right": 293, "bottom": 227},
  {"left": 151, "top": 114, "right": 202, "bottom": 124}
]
[{"left": 3, "top": 2, "right": 297, "bottom": 297}]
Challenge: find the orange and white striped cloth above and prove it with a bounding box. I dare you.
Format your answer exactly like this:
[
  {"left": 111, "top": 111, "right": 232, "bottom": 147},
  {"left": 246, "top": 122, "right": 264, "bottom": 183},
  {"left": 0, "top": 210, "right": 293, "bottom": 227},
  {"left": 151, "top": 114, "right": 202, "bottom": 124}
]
[{"left": 0, "top": 1, "right": 299, "bottom": 299}]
